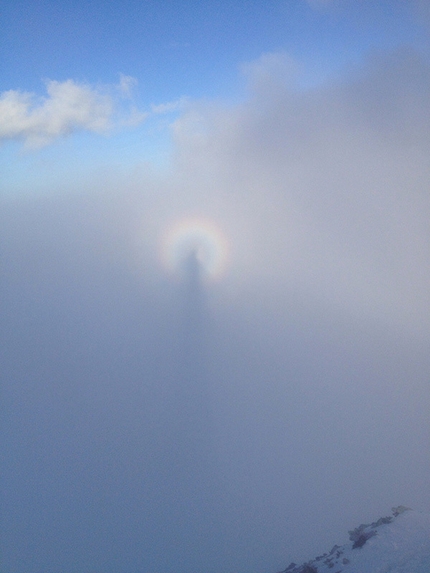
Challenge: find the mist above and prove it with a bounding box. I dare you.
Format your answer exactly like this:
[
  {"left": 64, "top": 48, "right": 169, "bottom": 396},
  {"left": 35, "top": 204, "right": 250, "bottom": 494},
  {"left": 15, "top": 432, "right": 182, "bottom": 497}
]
[{"left": 1, "top": 49, "right": 430, "bottom": 573}]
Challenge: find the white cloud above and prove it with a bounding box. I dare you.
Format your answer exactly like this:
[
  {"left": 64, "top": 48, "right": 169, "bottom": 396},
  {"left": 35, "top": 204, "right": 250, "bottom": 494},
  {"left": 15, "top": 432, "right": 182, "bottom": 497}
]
[
  {"left": 0, "top": 76, "right": 147, "bottom": 148},
  {"left": 0, "top": 80, "right": 112, "bottom": 147}
]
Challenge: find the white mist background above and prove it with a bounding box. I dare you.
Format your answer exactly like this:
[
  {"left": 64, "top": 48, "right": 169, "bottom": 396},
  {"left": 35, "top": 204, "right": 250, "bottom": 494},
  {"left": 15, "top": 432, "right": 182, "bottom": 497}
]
[{"left": 1, "top": 50, "right": 430, "bottom": 573}]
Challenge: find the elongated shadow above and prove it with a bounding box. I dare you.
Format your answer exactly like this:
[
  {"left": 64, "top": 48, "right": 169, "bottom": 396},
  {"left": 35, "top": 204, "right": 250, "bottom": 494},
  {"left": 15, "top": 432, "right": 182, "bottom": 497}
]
[{"left": 164, "top": 250, "right": 219, "bottom": 559}]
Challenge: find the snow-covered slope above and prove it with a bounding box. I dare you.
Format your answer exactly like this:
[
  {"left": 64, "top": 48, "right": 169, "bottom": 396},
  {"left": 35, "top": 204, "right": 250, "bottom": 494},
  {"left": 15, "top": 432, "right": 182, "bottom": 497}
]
[{"left": 278, "top": 507, "right": 430, "bottom": 573}]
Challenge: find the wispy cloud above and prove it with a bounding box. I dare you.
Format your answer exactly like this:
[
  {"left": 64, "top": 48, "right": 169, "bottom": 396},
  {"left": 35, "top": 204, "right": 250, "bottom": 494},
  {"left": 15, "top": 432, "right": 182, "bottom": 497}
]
[
  {"left": 151, "top": 96, "right": 188, "bottom": 115},
  {"left": 240, "top": 51, "right": 298, "bottom": 92},
  {"left": 117, "top": 73, "right": 138, "bottom": 98}
]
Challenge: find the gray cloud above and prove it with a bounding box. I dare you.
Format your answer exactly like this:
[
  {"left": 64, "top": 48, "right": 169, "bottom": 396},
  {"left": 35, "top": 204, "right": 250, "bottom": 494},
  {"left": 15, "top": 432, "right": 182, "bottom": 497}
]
[
  {"left": 1, "top": 49, "right": 430, "bottom": 573},
  {"left": 167, "top": 48, "right": 430, "bottom": 338}
]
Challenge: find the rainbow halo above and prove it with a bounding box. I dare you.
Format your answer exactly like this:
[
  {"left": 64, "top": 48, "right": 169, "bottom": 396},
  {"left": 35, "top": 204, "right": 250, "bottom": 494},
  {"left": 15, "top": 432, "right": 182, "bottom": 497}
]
[{"left": 161, "top": 218, "right": 229, "bottom": 281}]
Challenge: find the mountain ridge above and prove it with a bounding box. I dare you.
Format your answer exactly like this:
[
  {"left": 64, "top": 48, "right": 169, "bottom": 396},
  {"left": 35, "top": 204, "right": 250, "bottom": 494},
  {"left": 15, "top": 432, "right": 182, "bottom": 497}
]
[{"left": 277, "top": 506, "right": 430, "bottom": 573}]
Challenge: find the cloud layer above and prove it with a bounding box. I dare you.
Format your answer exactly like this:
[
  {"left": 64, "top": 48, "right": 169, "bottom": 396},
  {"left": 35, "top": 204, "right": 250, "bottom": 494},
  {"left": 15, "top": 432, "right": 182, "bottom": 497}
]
[
  {"left": 1, "top": 49, "right": 430, "bottom": 573},
  {"left": 165, "top": 49, "right": 430, "bottom": 337}
]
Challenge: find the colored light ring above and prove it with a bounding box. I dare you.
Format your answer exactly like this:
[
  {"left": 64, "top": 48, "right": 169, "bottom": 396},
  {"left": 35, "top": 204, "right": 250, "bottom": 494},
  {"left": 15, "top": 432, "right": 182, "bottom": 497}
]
[{"left": 161, "top": 218, "right": 229, "bottom": 281}]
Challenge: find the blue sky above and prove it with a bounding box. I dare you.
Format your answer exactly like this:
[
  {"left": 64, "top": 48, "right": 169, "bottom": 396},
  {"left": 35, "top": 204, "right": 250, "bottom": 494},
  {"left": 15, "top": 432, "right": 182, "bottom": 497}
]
[
  {"left": 1, "top": 0, "right": 429, "bottom": 183},
  {"left": 1, "top": 0, "right": 427, "bottom": 96},
  {"left": 2, "top": 2, "right": 430, "bottom": 573}
]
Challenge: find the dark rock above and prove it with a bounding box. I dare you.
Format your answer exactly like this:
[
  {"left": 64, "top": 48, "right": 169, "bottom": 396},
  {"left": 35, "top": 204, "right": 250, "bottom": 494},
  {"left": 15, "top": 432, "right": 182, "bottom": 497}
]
[
  {"left": 301, "top": 565, "right": 318, "bottom": 573},
  {"left": 392, "top": 505, "right": 411, "bottom": 517},
  {"left": 371, "top": 516, "right": 393, "bottom": 528},
  {"left": 348, "top": 524, "right": 367, "bottom": 541},
  {"left": 352, "top": 529, "right": 377, "bottom": 549},
  {"left": 278, "top": 563, "right": 297, "bottom": 573}
]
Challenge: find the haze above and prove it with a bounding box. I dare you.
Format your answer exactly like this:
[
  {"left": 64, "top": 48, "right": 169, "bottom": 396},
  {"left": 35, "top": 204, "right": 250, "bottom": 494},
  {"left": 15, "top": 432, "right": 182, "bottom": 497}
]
[{"left": 1, "top": 2, "right": 430, "bottom": 572}]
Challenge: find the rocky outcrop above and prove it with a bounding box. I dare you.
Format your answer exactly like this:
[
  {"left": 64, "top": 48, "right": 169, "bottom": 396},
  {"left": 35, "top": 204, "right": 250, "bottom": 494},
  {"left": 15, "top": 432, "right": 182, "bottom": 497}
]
[{"left": 277, "top": 507, "right": 419, "bottom": 573}]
